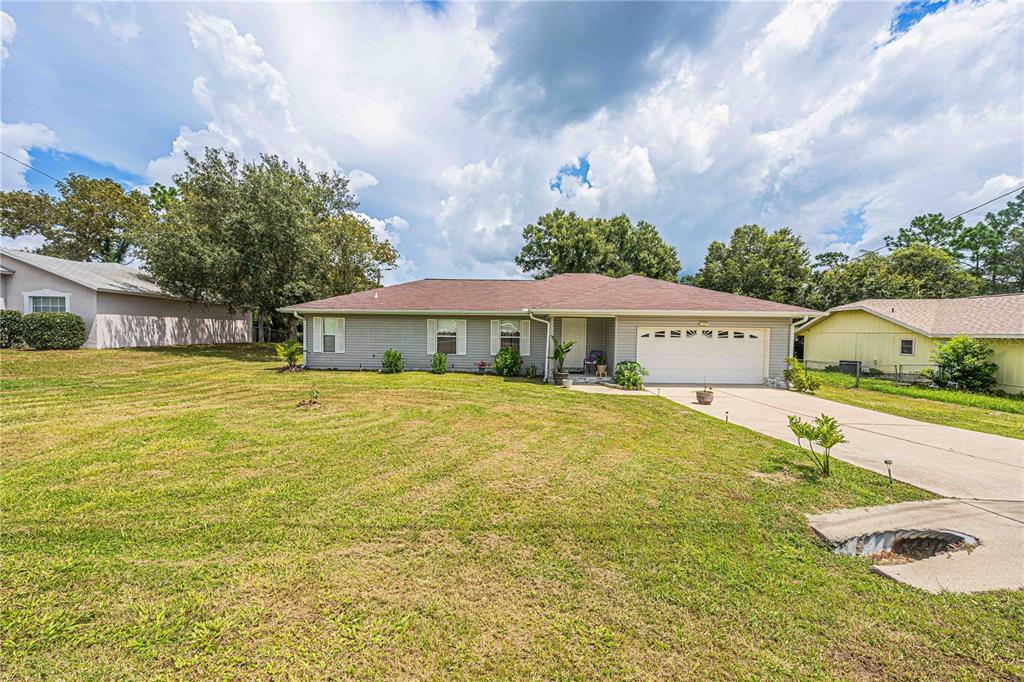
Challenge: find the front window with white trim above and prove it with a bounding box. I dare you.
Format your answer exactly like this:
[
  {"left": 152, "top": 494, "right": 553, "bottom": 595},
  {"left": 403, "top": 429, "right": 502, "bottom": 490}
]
[
  {"left": 500, "top": 319, "right": 521, "bottom": 352},
  {"left": 28, "top": 295, "right": 68, "bottom": 313},
  {"left": 323, "top": 317, "right": 337, "bottom": 353},
  {"left": 436, "top": 319, "right": 457, "bottom": 355}
]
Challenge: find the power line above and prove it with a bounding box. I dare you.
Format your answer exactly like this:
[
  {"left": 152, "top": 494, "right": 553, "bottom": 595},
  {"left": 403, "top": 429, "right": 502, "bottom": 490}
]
[
  {"left": 0, "top": 150, "right": 63, "bottom": 183},
  {"left": 950, "top": 183, "right": 1024, "bottom": 219},
  {"left": 852, "top": 183, "right": 1024, "bottom": 260}
]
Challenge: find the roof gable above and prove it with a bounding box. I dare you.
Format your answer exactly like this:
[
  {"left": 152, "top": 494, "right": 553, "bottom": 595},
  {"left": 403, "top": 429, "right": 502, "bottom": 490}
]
[{"left": 805, "top": 295, "right": 1024, "bottom": 337}]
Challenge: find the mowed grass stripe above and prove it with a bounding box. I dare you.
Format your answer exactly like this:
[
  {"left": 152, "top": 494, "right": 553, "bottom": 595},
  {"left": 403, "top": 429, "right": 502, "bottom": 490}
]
[{"left": 2, "top": 346, "right": 1022, "bottom": 680}]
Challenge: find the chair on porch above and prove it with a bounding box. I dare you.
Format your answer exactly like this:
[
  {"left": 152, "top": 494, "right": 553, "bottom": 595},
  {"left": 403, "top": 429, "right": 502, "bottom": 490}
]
[{"left": 583, "top": 350, "right": 601, "bottom": 375}]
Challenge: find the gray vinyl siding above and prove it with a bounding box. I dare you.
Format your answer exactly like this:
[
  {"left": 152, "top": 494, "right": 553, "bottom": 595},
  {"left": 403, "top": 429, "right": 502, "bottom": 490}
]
[
  {"left": 585, "top": 318, "right": 614, "bottom": 367},
  {"left": 304, "top": 314, "right": 549, "bottom": 373},
  {"left": 614, "top": 315, "right": 794, "bottom": 379}
]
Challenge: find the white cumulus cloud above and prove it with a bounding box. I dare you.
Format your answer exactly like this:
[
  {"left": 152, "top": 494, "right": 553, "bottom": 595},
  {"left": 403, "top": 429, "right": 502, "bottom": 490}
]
[
  {"left": 0, "top": 121, "right": 57, "bottom": 190},
  {"left": 1, "top": 11, "right": 15, "bottom": 61}
]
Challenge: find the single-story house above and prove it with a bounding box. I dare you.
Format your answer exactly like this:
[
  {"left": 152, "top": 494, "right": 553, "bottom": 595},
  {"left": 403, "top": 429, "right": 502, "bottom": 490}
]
[
  {"left": 0, "top": 247, "right": 251, "bottom": 349},
  {"left": 799, "top": 294, "right": 1024, "bottom": 393},
  {"left": 279, "top": 273, "right": 820, "bottom": 384}
]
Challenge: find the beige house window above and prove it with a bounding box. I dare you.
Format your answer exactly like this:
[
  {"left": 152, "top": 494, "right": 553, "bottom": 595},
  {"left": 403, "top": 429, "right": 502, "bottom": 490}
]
[
  {"left": 24, "top": 290, "right": 70, "bottom": 313},
  {"left": 900, "top": 339, "right": 915, "bottom": 355}
]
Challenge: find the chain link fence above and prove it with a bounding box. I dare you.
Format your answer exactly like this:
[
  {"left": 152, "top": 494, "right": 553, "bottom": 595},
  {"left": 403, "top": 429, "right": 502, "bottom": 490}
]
[
  {"left": 803, "top": 359, "right": 937, "bottom": 387},
  {"left": 251, "top": 326, "right": 303, "bottom": 344}
]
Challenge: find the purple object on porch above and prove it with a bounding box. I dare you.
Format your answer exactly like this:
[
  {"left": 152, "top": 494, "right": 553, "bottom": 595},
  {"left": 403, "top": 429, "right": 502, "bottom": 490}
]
[{"left": 584, "top": 350, "right": 601, "bottom": 375}]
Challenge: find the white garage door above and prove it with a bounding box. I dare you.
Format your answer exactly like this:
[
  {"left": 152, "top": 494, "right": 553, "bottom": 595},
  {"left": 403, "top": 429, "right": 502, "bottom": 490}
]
[{"left": 637, "top": 327, "right": 767, "bottom": 384}]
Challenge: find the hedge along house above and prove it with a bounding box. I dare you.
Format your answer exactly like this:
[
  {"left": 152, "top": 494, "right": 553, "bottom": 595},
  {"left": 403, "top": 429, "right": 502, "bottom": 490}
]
[
  {"left": 279, "top": 274, "right": 820, "bottom": 383},
  {"left": 0, "top": 248, "right": 251, "bottom": 349},
  {"left": 798, "top": 294, "right": 1024, "bottom": 394}
]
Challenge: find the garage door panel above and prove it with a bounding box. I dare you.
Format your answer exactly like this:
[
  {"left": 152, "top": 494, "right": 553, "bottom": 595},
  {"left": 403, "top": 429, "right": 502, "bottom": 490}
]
[{"left": 637, "top": 327, "right": 766, "bottom": 384}]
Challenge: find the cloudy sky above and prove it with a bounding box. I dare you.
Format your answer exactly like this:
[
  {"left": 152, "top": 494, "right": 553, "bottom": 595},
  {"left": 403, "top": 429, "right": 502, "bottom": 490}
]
[{"left": 1, "top": 1, "right": 1022, "bottom": 281}]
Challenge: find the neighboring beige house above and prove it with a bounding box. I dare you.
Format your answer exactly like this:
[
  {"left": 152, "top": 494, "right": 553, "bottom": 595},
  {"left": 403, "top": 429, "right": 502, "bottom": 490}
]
[
  {"left": 799, "top": 295, "right": 1024, "bottom": 394},
  {"left": 280, "top": 274, "right": 820, "bottom": 384},
  {"left": 0, "top": 248, "right": 251, "bottom": 349}
]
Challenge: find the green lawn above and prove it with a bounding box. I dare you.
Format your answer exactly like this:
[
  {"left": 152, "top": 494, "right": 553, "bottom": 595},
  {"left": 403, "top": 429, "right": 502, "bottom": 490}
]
[
  {"left": 2, "top": 346, "right": 1021, "bottom": 680},
  {"left": 811, "top": 371, "right": 1024, "bottom": 440}
]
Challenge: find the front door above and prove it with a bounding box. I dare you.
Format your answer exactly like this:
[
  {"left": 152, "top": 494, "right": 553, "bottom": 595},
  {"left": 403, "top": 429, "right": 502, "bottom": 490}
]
[{"left": 561, "top": 318, "right": 587, "bottom": 371}]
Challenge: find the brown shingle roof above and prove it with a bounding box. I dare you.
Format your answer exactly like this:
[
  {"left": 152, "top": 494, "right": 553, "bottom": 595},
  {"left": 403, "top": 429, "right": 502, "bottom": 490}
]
[
  {"left": 827, "top": 295, "right": 1024, "bottom": 337},
  {"left": 282, "top": 273, "right": 819, "bottom": 315}
]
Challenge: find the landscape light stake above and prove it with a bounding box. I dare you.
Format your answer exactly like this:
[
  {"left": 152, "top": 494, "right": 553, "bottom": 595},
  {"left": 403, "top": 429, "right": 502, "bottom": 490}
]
[
  {"left": 884, "top": 459, "right": 893, "bottom": 485},
  {"left": 725, "top": 411, "right": 729, "bottom": 423}
]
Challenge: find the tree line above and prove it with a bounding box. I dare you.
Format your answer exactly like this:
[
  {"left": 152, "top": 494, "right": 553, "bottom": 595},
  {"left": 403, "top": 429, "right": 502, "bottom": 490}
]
[
  {"left": 515, "top": 193, "right": 1024, "bottom": 308},
  {"left": 0, "top": 149, "right": 399, "bottom": 339},
  {"left": 3, "top": 146, "right": 1020, "bottom": 327}
]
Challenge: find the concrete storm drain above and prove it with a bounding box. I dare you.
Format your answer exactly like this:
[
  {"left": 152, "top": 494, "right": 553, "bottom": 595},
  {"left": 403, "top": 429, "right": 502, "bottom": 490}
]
[{"left": 833, "top": 529, "right": 979, "bottom": 564}]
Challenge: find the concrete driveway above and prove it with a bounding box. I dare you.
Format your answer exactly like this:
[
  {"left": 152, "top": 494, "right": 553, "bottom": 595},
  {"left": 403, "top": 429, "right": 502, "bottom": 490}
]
[
  {"left": 647, "top": 385, "right": 1024, "bottom": 592},
  {"left": 649, "top": 385, "right": 1024, "bottom": 502}
]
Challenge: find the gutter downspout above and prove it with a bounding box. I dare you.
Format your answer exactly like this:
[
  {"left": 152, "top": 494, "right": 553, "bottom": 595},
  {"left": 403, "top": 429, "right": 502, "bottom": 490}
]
[
  {"left": 527, "top": 310, "right": 551, "bottom": 382},
  {"left": 790, "top": 316, "right": 809, "bottom": 361},
  {"left": 292, "top": 311, "right": 307, "bottom": 369}
]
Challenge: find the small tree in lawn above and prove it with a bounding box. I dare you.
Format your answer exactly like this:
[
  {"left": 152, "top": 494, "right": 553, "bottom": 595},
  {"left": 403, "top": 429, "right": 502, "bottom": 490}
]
[
  {"left": 275, "top": 339, "right": 303, "bottom": 370},
  {"left": 927, "top": 335, "right": 998, "bottom": 393},
  {"left": 788, "top": 414, "right": 848, "bottom": 477}
]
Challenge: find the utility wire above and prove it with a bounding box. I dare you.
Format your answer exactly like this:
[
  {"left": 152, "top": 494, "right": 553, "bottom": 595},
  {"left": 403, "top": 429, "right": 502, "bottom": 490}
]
[
  {"left": 852, "top": 183, "right": 1024, "bottom": 260},
  {"left": 0, "top": 150, "right": 62, "bottom": 183}
]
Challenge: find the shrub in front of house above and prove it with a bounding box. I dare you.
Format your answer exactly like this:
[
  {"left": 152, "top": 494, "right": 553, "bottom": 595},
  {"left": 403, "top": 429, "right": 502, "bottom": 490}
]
[
  {"left": 925, "top": 335, "right": 998, "bottom": 393},
  {"left": 21, "top": 312, "right": 87, "bottom": 350},
  {"left": 0, "top": 310, "right": 24, "bottom": 348},
  {"left": 431, "top": 351, "right": 447, "bottom": 374},
  {"left": 614, "top": 361, "right": 649, "bottom": 390},
  {"left": 381, "top": 348, "right": 404, "bottom": 374},
  {"left": 783, "top": 357, "right": 821, "bottom": 393},
  {"left": 492, "top": 347, "right": 523, "bottom": 377}
]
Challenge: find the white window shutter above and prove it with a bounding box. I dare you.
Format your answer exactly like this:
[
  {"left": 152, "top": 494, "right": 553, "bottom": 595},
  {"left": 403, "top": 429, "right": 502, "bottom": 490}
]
[
  {"left": 490, "top": 320, "right": 500, "bottom": 355},
  {"left": 427, "top": 319, "right": 437, "bottom": 354},
  {"left": 456, "top": 320, "right": 467, "bottom": 355},
  {"left": 520, "top": 319, "right": 531, "bottom": 356},
  {"left": 337, "top": 317, "right": 345, "bottom": 353},
  {"left": 312, "top": 316, "right": 323, "bottom": 353}
]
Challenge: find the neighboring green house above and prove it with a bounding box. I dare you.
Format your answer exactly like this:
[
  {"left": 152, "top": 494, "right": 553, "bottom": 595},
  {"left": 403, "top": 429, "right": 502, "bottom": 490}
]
[{"left": 799, "top": 294, "right": 1024, "bottom": 394}]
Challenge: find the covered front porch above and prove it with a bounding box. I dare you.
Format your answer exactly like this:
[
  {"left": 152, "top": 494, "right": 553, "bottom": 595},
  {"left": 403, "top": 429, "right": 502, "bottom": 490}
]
[{"left": 549, "top": 316, "right": 616, "bottom": 378}]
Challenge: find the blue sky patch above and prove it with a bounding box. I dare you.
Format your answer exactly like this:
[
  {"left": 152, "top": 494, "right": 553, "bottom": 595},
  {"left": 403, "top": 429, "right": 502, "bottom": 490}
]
[
  {"left": 890, "top": 0, "right": 950, "bottom": 36},
  {"left": 18, "top": 150, "right": 146, "bottom": 194},
  {"left": 833, "top": 207, "right": 868, "bottom": 244},
  {"left": 549, "top": 156, "right": 591, "bottom": 193}
]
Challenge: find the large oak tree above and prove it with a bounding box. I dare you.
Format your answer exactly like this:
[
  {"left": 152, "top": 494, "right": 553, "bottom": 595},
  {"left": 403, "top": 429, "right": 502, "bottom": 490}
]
[
  {"left": 0, "top": 174, "right": 155, "bottom": 263},
  {"left": 516, "top": 209, "right": 681, "bottom": 281},
  {"left": 691, "top": 225, "right": 812, "bottom": 305},
  {"left": 140, "top": 149, "right": 399, "bottom": 339}
]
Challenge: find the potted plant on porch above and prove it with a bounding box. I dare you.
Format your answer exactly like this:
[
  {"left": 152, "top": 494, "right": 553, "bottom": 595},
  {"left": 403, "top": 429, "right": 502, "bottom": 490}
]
[
  {"left": 696, "top": 380, "right": 714, "bottom": 405},
  {"left": 595, "top": 353, "right": 607, "bottom": 378},
  {"left": 549, "top": 336, "right": 576, "bottom": 387}
]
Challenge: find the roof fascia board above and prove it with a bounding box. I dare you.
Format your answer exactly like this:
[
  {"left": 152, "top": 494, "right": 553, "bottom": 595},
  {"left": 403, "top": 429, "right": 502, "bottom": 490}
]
[
  {"left": 278, "top": 308, "right": 534, "bottom": 316},
  {"left": 533, "top": 309, "right": 822, "bottom": 318},
  {"left": 280, "top": 307, "right": 821, "bottom": 318}
]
